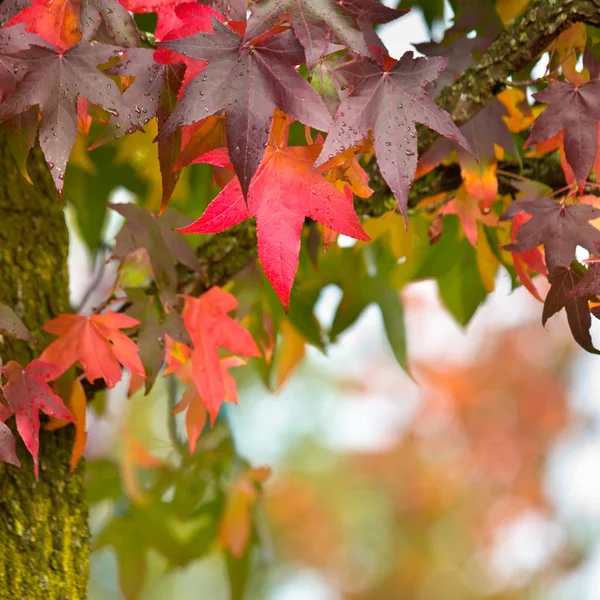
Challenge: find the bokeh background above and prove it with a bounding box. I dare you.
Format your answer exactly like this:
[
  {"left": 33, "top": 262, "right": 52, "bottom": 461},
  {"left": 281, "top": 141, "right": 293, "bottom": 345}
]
[{"left": 66, "top": 2, "right": 600, "bottom": 599}]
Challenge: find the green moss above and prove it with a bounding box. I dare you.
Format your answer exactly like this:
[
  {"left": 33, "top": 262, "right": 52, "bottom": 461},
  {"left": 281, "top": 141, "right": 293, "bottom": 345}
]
[{"left": 0, "top": 132, "right": 89, "bottom": 598}]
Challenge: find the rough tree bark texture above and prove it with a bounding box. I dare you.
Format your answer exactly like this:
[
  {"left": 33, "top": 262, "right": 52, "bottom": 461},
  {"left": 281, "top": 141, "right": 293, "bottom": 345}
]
[{"left": 0, "top": 133, "right": 89, "bottom": 598}]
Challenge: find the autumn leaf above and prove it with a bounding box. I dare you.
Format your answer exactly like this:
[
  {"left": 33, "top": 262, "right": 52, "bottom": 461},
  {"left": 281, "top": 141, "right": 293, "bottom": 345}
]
[
  {"left": 244, "top": 0, "right": 372, "bottom": 68},
  {"left": 525, "top": 80, "right": 600, "bottom": 191},
  {"left": 45, "top": 378, "right": 88, "bottom": 471},
  {"left": 126, "top": 288, "right": 191, "bottom": 394},
  {"left": 511, "top": 212, "right": 547, "bottom": 302},
  {"left": 0, "top": 422, "right": 20, "bottom": 468},
  {"left": 170, "top": 287, "right": 260, "bottom": 424},
  {"left": 503, "top": 198, "right": 600, "bottom": 273},
  {"left": 219, "top": 466, "right": 271, "bottom": 557},
  {"left": 543, "top": 264, "right": 598, "bottom": 353},
  {"left": 8, "top": 0, "right": 80, "bottom": 50},
  {"left": 2, "top": 359, "right": 74, "bottom": 476},
  {"left": 8, "top": 0, "right": 139, "bottom": 49},
  {"left": 0, "top": 41, "right": 129, "bottom": 193},
  {"left": 0, "top": 301, "right": 32, "bottom": 341},
  {"left": 442, "top": 184, "right": 498, "bottom": 246},
  {"left": 158, "top": 19, "right": 332, "bottom": 197},
  {"left": 110, "top": 203, "right": 201, "bottom": 309},
  {"left": 170, "top": 350, "right": 244, "bottom": 452},
  {"left": 41, "top": 312, "right": 145, "bottom": 388},
  {"left": 119, "top": 0, "right": 188, "bottom": 40},
  {"left": 178, "top": 140, "right": 369, "bottom": 307},
  {"left": 316, "top": 52, "right": 472, "bottom": 220}
]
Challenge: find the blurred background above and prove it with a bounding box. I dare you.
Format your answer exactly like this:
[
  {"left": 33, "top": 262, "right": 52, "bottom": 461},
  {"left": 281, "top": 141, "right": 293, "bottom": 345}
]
[{"left": 64, "top": 1, "right": 600, "bottom": 599}]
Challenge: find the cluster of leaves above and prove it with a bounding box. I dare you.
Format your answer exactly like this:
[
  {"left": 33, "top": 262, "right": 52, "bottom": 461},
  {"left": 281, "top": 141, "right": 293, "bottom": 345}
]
[{"left": 2, "top": 0, "right": 600, "bottom": 594}]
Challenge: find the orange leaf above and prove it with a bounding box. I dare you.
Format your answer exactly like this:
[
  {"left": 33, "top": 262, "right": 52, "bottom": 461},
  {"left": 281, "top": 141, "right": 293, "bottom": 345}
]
[
  {"left": 68, "top": 379, "right": 87, "bottom": 472},
  {"left": 218, "top": 466, "right": 271, "bottom": 557},
  {"left": 41, "top": 312, "right": 145, "bottom": 388},
  {"left": 443, "top": 184, "right": 498, "bottom": 246},
  {"left": 173, "top": 287, "right": 260, "bottom": 424},
  {"left": 511, "top": 212, "right": 547, "bottom": 302},
  {"left": 121, "top": 433, "right": 162, "bottom": 504},
  {"left": 461, "top": 160, "right": 498, "bottom": 210},
  {"left": 9, "top": 0, "right": 81, "bottom": 51}
]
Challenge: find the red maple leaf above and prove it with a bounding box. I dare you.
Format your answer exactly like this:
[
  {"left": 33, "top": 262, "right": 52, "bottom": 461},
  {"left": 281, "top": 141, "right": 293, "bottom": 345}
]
[
  {"left": 40, "top": 312, "right": 145, "bottom": 388},
  {"left": 178, "top": 137, "right": 370, "bottom": 307},
  {"left": 166, "top": 287, "right": 260, "bottom": 425},
  {"left": 2, "top": 359, "right": 74, "bottom": 476}
]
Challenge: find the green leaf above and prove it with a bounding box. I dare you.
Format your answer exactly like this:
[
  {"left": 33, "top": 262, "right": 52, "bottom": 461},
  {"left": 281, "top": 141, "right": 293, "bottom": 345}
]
[
  {"left": 65, "top": 143, "right": 148, "bottom": 255},
  {"left": 415, "top": 216, "right": 488, "bottom": 326},
  {"left": 375, "top": 284, "right": 409, "bottom": 373},
  {"left": 226, "top": 546, "right": 251, "bottom": 600}
]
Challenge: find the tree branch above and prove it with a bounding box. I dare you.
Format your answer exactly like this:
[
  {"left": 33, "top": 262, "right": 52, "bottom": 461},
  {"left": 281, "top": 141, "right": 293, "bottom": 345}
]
[{"left": 419, "top": 0, "right": 600, "bottom": 154}]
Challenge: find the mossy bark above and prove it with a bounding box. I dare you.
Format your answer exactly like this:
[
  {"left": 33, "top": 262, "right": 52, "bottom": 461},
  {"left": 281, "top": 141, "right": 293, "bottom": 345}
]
[{"left": 0, "top": 132, "right": 89, "bottom": 599}]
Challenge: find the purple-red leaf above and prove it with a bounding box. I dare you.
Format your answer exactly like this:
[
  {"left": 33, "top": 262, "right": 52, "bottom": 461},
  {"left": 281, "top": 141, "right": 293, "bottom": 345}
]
[
  {"left": 2, "top": 359, "right": 74, "bottom": 476},
  {"left": 338, "top": 0, "right": 408, "bottom": 25},
  {"left": 158, "top": 19, "right": 333, "bottom": 197},
  {"left": 543, "top": 265, "right": 598, "bottom": 354},
  {"left": 0, "top": 41, "right": 129, "bottom": 193},
  {"left": 525, "top": 80, "right": 600, "bottom": 191},
  {"left": 0, "top": 422, "right": 20, "bottom": 468},
  {"left": 317, "top": 52, "right": 472, "bottom": 220},
  {"left": 503, "top": 199, "right": 600, "bottom": 273},
  {"left": 244, "top": 0, "right": 370, "bottom": 68}
]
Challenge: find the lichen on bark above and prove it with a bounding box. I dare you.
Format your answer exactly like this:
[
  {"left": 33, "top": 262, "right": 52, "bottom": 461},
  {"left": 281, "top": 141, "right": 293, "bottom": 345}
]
[{"left": 0, "top": 132, "right": 89, "bottom": 600}]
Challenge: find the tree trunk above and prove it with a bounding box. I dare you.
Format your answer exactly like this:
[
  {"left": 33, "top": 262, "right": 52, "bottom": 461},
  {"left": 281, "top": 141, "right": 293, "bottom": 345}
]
[{"left": 0, "top": 133, "right": 90, "bottom": 598}]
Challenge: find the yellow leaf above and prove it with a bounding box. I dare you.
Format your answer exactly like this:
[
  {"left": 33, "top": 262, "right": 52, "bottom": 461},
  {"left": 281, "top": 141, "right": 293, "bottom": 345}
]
[
  {"left": 114, "top": 120, "right": 189, "bottom": 212},
  {"left": 274, "top": 319, "right": 305, "bottom": 390},
  {"left": 476, "top": 228, "right": 500, "bottom": 293},
  {"left": 497, "top": 88, "right": 534, "bottom": 133},
  {"left": 496, "top": 0, "right": 529, "bottom": 24}
]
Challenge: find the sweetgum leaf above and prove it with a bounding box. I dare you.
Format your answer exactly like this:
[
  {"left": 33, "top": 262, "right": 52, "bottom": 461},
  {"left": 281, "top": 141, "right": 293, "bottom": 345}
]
[
  {"left": 178, "top": 143, "right": 369, "bottom": 308},
  {"left": 110, "top": 203, "right": 201, "bottom": 309},
  {"left": 0, "top": 41, "right": 129, "bottom": 193},
  {"left": 0, "top": 301, "right": 33, "bottom": 341},
  {"left": 0, "top": 24, "right": 52, "bottom": 97},
  {"left": 93, "top": 47, "right": 183, "bottom": 143},
  {"left": 503, "top": 199, "right": 600, "bottom": 273},
  {"left": 244, "top": 0, "right": 370, "bottom": 68},
  {"left": 543, "top": 265, "right": 598, "bottom": 353},
  {"left": 0, "top": 422, "right": 20, "bottom": 468},
  {"left": 92, "top": 45, "right": 186, "bottom": 209},
  {"left": 2, "top": 359, "right": 74, "bottom": 476},
  {"left": 80, "top": 0, "right": 140, "bottom": 47},
  {"left": 0, "top": 0, "right": 31, "bottom": 26},
  {"left": 40, "top": 312, "right": 145, "bottom": 388},
  {"left": 158, "top": 20, "right": 332, "bottom": 197},
  {"left": 316, "top": 52, "right": 472, "bottom": 220},
  {"left": 119, "top": 0, "right": 188, "bottom": 39},
  {"left": 126, "top": 288, "right": 191, "bottom": 394},
  {"left": 179, "top": 288, "right": 261, "bottom": 422},
  {"left": 525, "top": 80, "right": 600, "bottom": 191},
  {"left": 338, "top": 0, "right": 408, "bottom": 24},
  {"left": 198, "top": 0, "right": 251, "bottom": 20},
  {"left": 569, "top": 263, "right": 600, "bottom": 298}
]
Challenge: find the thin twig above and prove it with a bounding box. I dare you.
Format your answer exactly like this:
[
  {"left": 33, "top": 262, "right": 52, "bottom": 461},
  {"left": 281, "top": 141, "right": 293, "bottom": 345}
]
[{"left": 75, "top": 244, "right": 110, "bottom": 313}]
